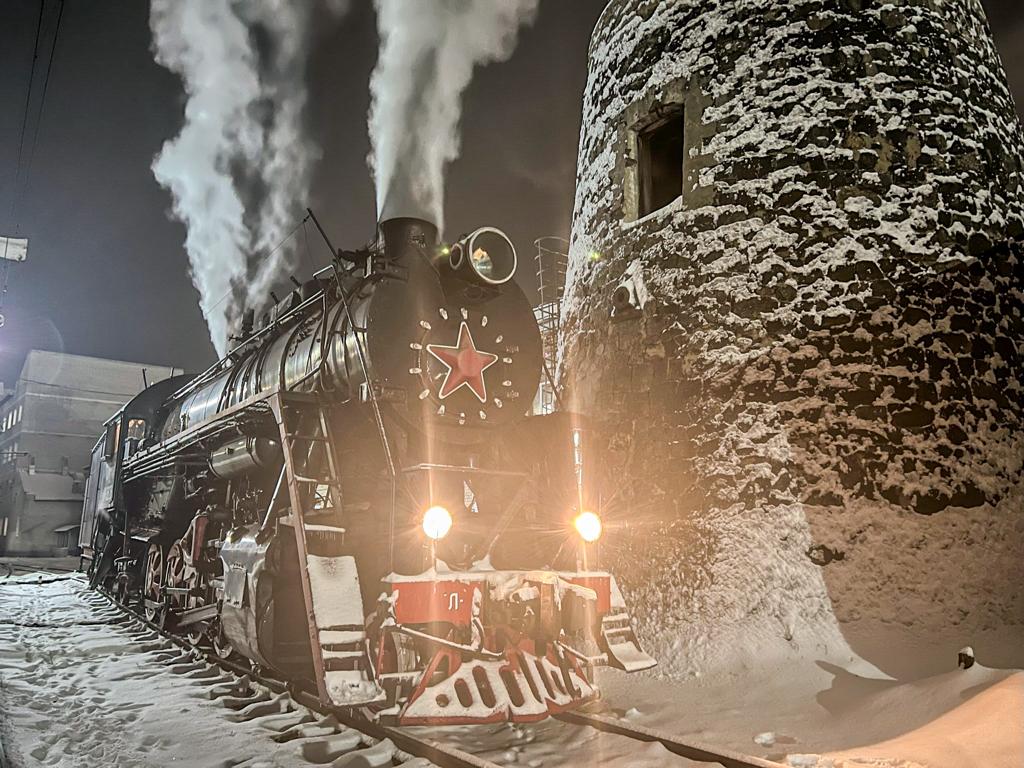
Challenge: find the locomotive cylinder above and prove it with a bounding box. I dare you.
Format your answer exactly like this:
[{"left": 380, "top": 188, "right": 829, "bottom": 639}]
[{"left": 209, "top": 437, "right": 281, "bottom": 480}]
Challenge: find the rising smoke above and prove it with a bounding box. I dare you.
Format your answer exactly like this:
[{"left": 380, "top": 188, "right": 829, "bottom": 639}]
[
  {"left": 150, "top": 0, "right": 347, "bottom": 355},
  {"left": 368, "top": 0, "right": 539, "bottom": 229}
]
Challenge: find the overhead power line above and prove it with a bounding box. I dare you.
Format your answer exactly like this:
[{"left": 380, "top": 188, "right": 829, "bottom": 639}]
[
  {"left": 205, "top": 212, "right": 311, "bottom": 314},
  {"left": 9, "top": 0, "right": 47, "bottom": 226},
  {"left": 24, "top": 0, "right": 66, "bottom": 203},
  {"left": 17, "top": 378, "right": 150, "bottom": 400},
  {"left": 9, "top": 0, "right": 65, "bottom": 230}
]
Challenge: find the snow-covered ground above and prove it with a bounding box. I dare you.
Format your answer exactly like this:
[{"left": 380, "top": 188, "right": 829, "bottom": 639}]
[
  {"left": 1, "top": 567, "right": 1020, "bottom": 768},
  {"left": 598, "top": 657, "right": 1023, "bottom": 768},
  {"left": 0, "top": 571, "right": 430, "bottom": 768}
]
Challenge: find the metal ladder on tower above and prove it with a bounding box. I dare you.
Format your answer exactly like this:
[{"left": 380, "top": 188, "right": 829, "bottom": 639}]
[{"left": 270, "top": 391, "right": 383, "bottom": 707}]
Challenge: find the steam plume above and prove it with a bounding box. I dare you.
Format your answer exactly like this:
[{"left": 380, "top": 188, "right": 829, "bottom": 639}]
[
  {"left": 150, "top": 0, "right": 345, "bottom": 355},
  {"left": 368, "top": 0, "right": 538, "bottom": 229}
]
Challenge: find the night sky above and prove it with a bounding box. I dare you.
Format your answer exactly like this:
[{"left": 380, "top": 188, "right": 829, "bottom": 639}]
[{"left": 0, "top": 0, "right": 1020, "bottom": 384}]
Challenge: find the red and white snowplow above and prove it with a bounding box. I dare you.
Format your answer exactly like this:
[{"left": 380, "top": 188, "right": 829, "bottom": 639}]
[{"left": 368, "top": 567, "right": 655, "bottom": 724}]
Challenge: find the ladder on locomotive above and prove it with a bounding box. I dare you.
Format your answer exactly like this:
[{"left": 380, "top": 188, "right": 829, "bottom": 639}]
[{"left": 270, "top": 391, "right": 380, "bottom": 707}]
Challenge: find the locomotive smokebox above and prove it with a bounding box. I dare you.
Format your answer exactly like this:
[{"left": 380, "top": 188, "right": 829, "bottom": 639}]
[{"left": 378, "top": 216, "right": 438, "bottom": 261}]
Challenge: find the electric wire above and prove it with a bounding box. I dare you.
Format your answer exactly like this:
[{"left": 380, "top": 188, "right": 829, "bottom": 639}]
[
  {"left": 8, "top": 0, "right": 47, "bottom": 226},
  {"left": 205, "top": 213, "right": 311, "bottom": 314},
  {"left": 23, "top": 0, "right": 66, "bottom": 204},
  {"left": 12, "top": 378, "right": 160, "bottom": 400}
]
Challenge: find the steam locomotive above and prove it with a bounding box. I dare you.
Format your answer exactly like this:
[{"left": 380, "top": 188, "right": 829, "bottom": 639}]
[{"left": 79, "top": 216, "right": 654, "bottom": 724}]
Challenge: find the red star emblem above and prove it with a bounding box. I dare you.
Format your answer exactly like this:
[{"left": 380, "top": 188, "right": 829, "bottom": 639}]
[{"left": 426, "top": 321, "right": 499, "bottom": 403}]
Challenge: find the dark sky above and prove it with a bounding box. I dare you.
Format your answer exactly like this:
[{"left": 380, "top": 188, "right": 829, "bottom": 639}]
[{"left": 0, "top": 0, "right": 1021, "bottom": 384}]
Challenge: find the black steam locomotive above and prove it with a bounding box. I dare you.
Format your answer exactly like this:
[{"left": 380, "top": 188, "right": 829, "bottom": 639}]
[{"left": 79, "top": 216, "right": 653, "bottom": 724}]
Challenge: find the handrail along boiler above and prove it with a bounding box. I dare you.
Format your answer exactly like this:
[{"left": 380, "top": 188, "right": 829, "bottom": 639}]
[{"left": 79, "top": 215, "right": 655, "bottom": 724}]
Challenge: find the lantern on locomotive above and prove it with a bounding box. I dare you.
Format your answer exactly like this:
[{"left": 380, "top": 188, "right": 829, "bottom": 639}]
[{"left": 79, "top": 215, "right": 655, "bottom": 724}]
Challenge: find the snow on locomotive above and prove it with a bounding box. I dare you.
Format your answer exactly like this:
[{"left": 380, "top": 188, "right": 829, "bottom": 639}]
[{"left": 79, "top": 216, "right": 654, "bottom": 724}]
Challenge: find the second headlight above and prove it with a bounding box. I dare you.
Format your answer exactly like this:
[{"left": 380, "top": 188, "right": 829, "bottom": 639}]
[
  {"left": 422, "top": 505, "right": 453, "bottom": 540},
  {"left": 573, "top": 511, "right": 602, "bottom": 542}
]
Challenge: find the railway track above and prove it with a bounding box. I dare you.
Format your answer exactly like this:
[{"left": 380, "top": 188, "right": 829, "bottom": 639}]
[
  {"left": 14, "top": 569, "right": 784, "bottom": 768},
  {"left": 92, "top": 582, "right": 492, "bottom": 768},
  {"left": 555, "top": 711, "right": 785, "bottom": 768},
  {"left": 0, "top": 560, "right": 78, "bottom": 580}
]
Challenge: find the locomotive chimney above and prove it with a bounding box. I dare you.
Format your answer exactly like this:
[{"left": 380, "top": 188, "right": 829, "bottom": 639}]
[{"left": 379, "top": 217, "right": 439, "bottom": 262}]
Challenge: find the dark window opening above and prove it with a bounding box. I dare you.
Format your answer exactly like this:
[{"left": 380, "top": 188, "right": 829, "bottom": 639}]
[
  {"left": 103, "top": 421, "right": 120, "bottom": 461},
  {"left": 638, "top": 111, "right": 684, "bottom": 216}
]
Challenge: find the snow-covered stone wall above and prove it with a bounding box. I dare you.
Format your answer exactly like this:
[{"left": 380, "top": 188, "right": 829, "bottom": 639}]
[{"left": 561, "top": 0, "right": 1024, "bottom": 675}]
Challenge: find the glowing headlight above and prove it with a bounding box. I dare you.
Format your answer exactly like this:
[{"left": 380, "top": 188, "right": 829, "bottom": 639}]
[
  {"left": 574, "top": 511, "right": 602, "bottom": 543},
  {"left": 422, "top": 505, "right": 453, "bottom": 540}
]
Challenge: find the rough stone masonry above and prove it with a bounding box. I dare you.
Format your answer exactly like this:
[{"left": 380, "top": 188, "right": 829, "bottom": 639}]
[{"left": 560, "top": 0, "right": 1024, "bottom": 674}]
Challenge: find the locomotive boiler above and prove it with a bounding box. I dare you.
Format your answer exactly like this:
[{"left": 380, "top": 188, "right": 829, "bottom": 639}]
[{"left": 79, "top": 215, "right": 655, "bottom": 724}]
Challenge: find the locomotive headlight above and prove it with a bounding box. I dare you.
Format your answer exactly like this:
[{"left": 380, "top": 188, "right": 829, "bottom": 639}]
[
  {"left": 422, "top": 505, "right": 453, "bottom": 540},
  {"left": 448, "top": 227, "right": 517, "bottom": 285},
  {"left": 574, "top": 511, "right": 602, "bottom": 543}
]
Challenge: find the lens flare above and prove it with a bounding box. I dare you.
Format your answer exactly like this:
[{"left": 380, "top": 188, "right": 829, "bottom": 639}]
[
  {"left": 574, "top": 511, "right": 602, "bottom": 542},
  {"left": 422, "top": 505, "right": 453, "bottom": 540}
]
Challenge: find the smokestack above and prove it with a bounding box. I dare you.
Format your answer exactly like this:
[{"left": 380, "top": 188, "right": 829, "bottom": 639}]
[{"left": 379, "top": 217, "right": 439, "bottom": 263}]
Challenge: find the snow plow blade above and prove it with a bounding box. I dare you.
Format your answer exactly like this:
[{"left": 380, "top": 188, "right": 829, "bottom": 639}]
[
  {"left": 397, "top": 645, "right": 598, "bottom": 725},
  {"left": 375, "top": 568, "right": 656, "bottom": 723}
]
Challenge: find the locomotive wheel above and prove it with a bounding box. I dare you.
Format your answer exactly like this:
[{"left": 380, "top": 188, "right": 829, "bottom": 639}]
[
  {"left": 143, "top": 544, "right": 165, "bottom": 625},
  {"left": 165, "top": 543, "right": 192, "bottom": 610},
  {"left": 165, "top": 542, "right": 202, "bottom": 641}
]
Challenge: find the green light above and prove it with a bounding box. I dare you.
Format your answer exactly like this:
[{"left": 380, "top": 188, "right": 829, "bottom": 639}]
[
  {"left": 441, "top": 246, "right": 451, "bottom": 256},
  {"left": 589, "top": 250, "right": 601, "bottom": 262}
]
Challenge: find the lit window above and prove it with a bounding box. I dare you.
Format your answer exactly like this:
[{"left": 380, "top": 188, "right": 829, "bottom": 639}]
[
  {"left": 637, "top": 111, "right": 684, "bottom": 216},
  {"left": 126, "top": 418, "right": 146, "bottom": 441}
]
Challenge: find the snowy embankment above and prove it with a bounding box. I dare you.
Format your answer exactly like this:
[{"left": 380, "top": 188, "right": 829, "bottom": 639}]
[
  {"left": 0, "top": 572, "right": 431, "bottom": 768},
  {"left": 598, "top": 654, "right": 1023, "bottom": 768}
]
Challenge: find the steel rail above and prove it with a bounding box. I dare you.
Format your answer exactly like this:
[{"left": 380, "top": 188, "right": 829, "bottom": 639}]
[
  {"left": 555, "top": 710, "right": 787, "bottom": 768},
  {"left": 83, "top": 580, "right": 782, "bottom": 768},
  {"left": 93, "top": 587, "right": 501, "bottom": 768}
]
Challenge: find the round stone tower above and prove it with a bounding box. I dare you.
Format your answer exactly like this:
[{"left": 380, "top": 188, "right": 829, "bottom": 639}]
[{"left": 561, "top": 0, "right": 1024, "bottom": 675}]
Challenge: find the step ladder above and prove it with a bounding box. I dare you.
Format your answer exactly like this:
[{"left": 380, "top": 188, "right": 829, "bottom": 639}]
[{"left": 270, "top": 392, "right": 383, "bottom": 707}]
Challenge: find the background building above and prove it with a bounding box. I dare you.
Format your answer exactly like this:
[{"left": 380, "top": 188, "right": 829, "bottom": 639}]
[
  {"left": 560, "top": 0, "right": 1024, "bottom": 676},
  {"left": 0, "top": 350, "right": 181, "bottom": 556}
]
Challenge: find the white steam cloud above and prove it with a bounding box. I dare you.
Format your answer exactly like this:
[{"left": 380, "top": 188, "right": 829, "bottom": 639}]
[
  {"left": 368, "top": 0, "right": 539, "bottom": 229},
  {"left": 150, "top": 0, "right": 345, "bottom": 355}
]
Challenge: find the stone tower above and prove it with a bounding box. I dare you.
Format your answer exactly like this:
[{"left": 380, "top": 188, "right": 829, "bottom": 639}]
[{"left": 561, "top": 0, "right": 1024, "bottom": 675}]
